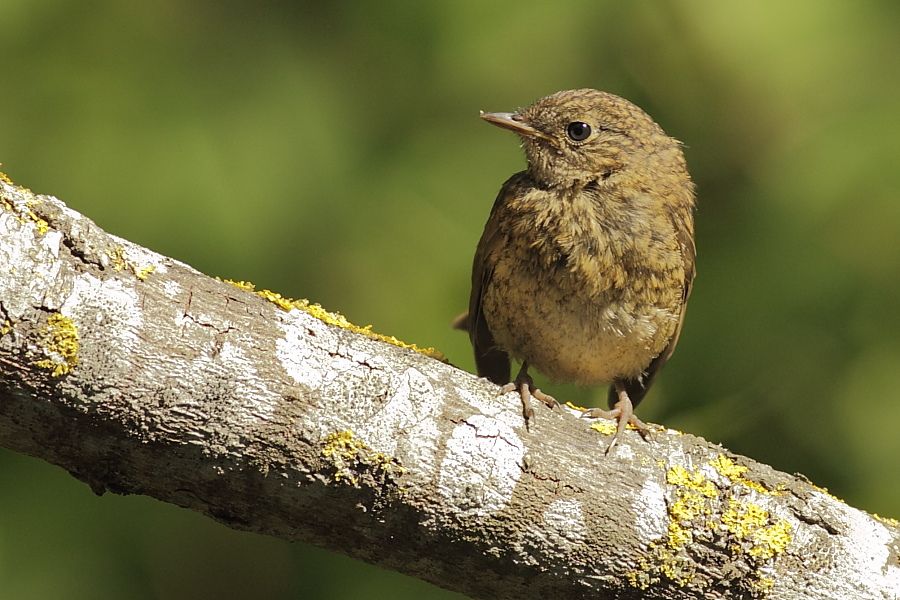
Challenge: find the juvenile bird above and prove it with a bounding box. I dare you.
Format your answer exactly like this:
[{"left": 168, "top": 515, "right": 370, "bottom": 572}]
[{"left": 456, "top": 89, "right": 696, "bottom": 449}]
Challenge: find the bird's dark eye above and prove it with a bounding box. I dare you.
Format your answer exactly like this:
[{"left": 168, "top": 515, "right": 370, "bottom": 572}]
[{"left": 566, "top": 121, "right": 591, "bottom": 141}]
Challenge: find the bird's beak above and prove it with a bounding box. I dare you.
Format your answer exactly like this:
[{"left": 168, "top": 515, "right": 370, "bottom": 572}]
[{"left": 480, "top": 111, "right": 548, "bottom": 141}]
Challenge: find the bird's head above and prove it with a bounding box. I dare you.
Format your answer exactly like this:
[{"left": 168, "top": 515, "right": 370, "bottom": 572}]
[{"left": 481, "top": 89, "right": 685, "bottom": 189}]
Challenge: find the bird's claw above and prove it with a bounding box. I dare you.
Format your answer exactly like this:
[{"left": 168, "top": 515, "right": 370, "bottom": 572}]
[
  {"left": 500, "top": 364, "right": 558, "bottom": 428},
  {"left": 581, "top": 388, "right": 650, "bottom": 453}
]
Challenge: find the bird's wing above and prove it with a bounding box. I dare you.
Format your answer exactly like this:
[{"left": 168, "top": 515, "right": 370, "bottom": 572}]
[
  {"left": 611, "top": 207, "right": 696, "bottom": 408},
  {"left": 464, "top": 173, "right": 530, "bottom": 385},
  {"left": 658, "top": 207, "right": 696, "bottom": 365}
]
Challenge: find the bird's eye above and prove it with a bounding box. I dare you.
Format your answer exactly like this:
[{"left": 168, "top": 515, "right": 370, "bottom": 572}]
[{"left": 566, "top": 121, "right": 592, "bottom": 142}]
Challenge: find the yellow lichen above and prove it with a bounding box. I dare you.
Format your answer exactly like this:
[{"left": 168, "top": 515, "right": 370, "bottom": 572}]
[
  {"left": 0, "top": 169, "right": 12, "bottom": 184},
  {"left": 586, "top": 415, "right": 642, "bottom": 435},
  {"left": 666, "top": 520, "right": 693, "bottom": 549},
  {"left": 710, "top": 454, "right": 778, "bottom": 496},
  {"left": 721, "top": 499, "right": 767, "bottom": 538},
  {"left": 23, "top": 201, "right": 49, "bottom": 234},
  {"left": 0, "top": 187, "right": 50, "bottom": 235},
  {"left": 255, "top": 288, "right": 296, "bottom": 312},
  {"left": 658, "top": 552, "right": 696, "bottom": 588},
  {"left": 106, "top": 245, "right": 155, "bottom": 281},
  {"left": 721, "top": 498, "right": 793, "bottom": 560},
  {"left": 667, "top": 465, "right": 718, "bottom": 499},
  {"left": 33, "top": 313, "right": 79, "bottom": 376},
  {"left": 135, "top": 264, "right": 156, "bottom": 281},
  {"left": 710, "top": 454, "right": 748, "bottom": 479},
  {"left": 222, "top": 278, "right": 446, "bottom": 361},
  {"left": 665, "top": 465, "right": 717, "bottom": 555},
  {"left": 565, "top": 400, "right": 587, "bottom": 411},
  {"left": 225, "top": 279, "right": 256, "bottom": 292},
  {"left": 631, "top": 462, "right": 793, "bottom": 594},
  {"left": 874, "top": 513, "right": 900, "bottom": 528},
  {"left": 589, "top": 420, "right": 617, "bottom": 435},
  {"left": 108, "top": 245, "right": 128, "bottom": 272},
  {"left": 752, "top": 575, "right": 775, "bottom": 595},
  {"left": 625, "top": 559, "right": 653, "bottom": 590},
  {"left": 811, "top": 483, "right": 846, "bottom": 504},
  {"left": 321, "top": 429, "right": 406, "bottom": 487},
  {"left": 750, "top": 520, "right": 792, "bottom": 560},
  {"left": 0, "top": 318, "right": 11, "bottom": 336}
]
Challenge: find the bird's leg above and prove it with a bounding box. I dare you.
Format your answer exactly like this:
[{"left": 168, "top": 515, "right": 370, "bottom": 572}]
[
  {"left": 582, "top": 382, "right": 651, "bottom": 452},
  {"left": 500, "top": 361, "right": 558, "bottom": 426}
]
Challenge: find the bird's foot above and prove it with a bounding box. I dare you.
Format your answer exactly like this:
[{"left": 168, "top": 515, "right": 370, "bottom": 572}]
[
  {"left": 500, "top": 363, "right": 558, "bottom": 428},
  {"left": 581, "top": 387, "right": 650, "bottom": 453}
]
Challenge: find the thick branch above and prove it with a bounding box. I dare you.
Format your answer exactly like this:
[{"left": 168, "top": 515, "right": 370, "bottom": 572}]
[{"left": 0, "top": 176, "right": 898, "bottom": 599}]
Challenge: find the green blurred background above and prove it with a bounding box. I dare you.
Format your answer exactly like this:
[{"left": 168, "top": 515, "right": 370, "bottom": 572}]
[{"left": 2, "top": 1, "right": 899, "bottom": 598}]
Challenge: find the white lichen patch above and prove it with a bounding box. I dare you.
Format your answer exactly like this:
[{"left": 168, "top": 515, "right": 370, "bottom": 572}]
[
  {"left": 275, "top": 309, "right": 342, "bottom": 389},
  {"left": 58, "top": 200, "right": 89, "bottom": 224},
  {"left": 826, "top": 494, "right": 900, "bottom": 594},
  {"left": 20, "top": 274, "right": 142, "bottom": 378},
  {"left": 162, "top": 279, "right": 183, "bottom": 300},
  {"left": 39, "top": 230, "right": 63, "bottom": 259},
  {"left": 277, "top": 311, "right": 339, "bottom": 389},
  {"left": 108, "top": 234, "right": 168, "bottom": 277},
  {"left": 610, "top": 443, "right": 636, "bottom": 460},
  {"left": 216, "top": 340, "right": 275, "bottom": 423},
  {"left": 326, "top": 354, "right": 355, "bottom": 375},
  {"left": 59, "top": 274, "right": 142, "bottom": 356},
  {"left": 273, "top": 292, "right": 451, "bottom": 476},
  {"left": 356, "top": 368, "right": 442, "bottom": 474},
  {"left": 437, "top": 415, "right": 524, "bottom": 518},
  {"left": 0, "top": 184, "right": 49, "bottom": 235},
  {"left": 542, "top": 498, "right": 587, "bottom": 547},
  {"left": 454, "top": 385, "right": 524, "bottom": 431},
  {"left": 278, "top": 309, "right": 445, "bottom": 479},
  {"left": 633, "top": 478, "right": 668, "bottom": 545},
  {"left": 0, "top": 210, "right": 64, "bottom": 317}
]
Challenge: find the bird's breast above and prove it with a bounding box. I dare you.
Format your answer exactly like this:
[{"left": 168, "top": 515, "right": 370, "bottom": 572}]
[{"left": 482, "top": 194, "right": 684, "bottom": 384}]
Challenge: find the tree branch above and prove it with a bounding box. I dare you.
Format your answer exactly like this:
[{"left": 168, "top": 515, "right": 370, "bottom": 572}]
[{"left": 1, "top": 174, "right": 898, "bottom": 599}]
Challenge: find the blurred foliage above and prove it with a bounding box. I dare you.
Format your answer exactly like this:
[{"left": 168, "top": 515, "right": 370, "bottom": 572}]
[{"left": 2, "top": 1, "right": 900, "bottom": 598}]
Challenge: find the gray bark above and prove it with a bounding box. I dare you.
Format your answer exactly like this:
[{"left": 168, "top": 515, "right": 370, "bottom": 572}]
[{"left": 1, "top": 175, "right": 899, "bottom": 599}]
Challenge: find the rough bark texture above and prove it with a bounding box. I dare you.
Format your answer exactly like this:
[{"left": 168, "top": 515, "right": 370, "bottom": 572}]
[{"left": 1, "top": 174, "right": 899, "bottom": 600}]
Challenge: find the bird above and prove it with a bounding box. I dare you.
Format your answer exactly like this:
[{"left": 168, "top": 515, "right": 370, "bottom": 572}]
[{"left": 455, "top": 89, "right": 696, "bottom": 450}]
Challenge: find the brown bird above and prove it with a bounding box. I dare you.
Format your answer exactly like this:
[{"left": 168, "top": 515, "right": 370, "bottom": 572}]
[{"left": 456, "top": 89, "right": 696, "bottom": 449}]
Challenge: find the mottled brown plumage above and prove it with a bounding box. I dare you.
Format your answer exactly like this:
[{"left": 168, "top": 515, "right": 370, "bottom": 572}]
[{"left": 459, "top": 89, "right": 696, "bottom": 449}]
